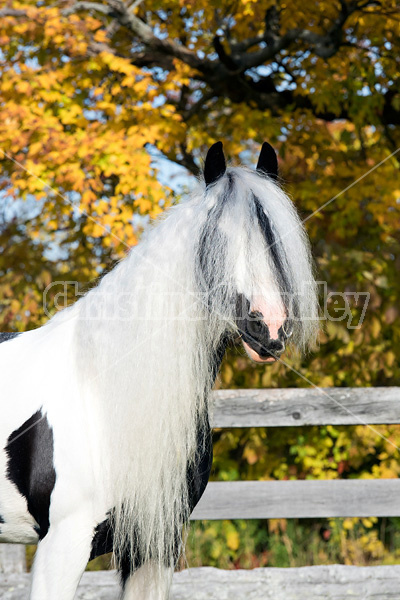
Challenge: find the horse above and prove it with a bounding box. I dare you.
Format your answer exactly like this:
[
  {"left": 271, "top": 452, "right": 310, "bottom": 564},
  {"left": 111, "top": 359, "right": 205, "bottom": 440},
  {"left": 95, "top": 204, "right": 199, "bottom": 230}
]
[{"left": 0, "top": 141, "right": 318, "bottom": 599}]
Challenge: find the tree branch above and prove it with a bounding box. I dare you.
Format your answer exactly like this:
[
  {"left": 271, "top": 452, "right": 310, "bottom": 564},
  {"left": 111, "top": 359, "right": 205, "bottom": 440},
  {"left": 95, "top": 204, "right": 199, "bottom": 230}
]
[
  {"left": 161, "top": 145, "right": 199, "bottom": 176},
  {"left": 213, "top": 36, "right": 239, "bottom": 71},
  {"left": 62, "top": 2, "right": 112, "bottom": 17},
  {"left": 228, "top": 0, "right": 383, "bottom": 71},
  {"left": 108, "top": 0, "right": 210, "bottom": 71},
  {"left": 180, "top": 90, "right": 216, "bottom": 121},
  {"left": 64, "top": 0, "right": 218, "bottom": 75},
  {"left": 0, "top": 8, "right": 28, "bottom": 17},
  {"left": 9, "top": 0, "right": 400, "bottom": 127}
]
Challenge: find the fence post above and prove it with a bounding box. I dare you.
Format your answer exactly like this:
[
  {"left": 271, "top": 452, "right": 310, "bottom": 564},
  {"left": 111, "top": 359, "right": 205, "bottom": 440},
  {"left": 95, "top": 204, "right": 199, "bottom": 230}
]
[{"left": 0, "top": 544, "right": 26, "bottom": 574}]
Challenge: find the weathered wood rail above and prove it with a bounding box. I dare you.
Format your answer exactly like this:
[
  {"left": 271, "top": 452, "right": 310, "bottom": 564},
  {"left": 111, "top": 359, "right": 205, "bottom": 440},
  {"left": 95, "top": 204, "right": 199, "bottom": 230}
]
[
  {"left": 211, "top": 386, "right": 400, "bottom": 427},
  {"left": 1, "top": 386, "right": 400, "bottom": 599},
  {"left": 2, "top": 566, "right": 400, "bottom": 599}
]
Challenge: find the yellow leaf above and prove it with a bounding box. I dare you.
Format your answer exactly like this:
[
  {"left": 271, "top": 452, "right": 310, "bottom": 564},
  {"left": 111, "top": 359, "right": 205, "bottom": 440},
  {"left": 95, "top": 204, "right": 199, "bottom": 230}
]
[{"left": 226, "top": 530, "right": 239, "bottom": 551}]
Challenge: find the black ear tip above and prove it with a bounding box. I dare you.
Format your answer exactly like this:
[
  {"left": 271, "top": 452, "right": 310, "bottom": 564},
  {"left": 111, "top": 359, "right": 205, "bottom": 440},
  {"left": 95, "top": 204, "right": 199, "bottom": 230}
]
[
  {"left": 206, "top": 141, "right": 223, "bottom": 158},
  {"left": 204, "top": 141, "right": 226, "bottom": 187},
  {"left": 260, "top": 141, "right": 275, "bottom": 154},
  {"left": 256, "top": 141, "right": 278, "bottom": 180}
]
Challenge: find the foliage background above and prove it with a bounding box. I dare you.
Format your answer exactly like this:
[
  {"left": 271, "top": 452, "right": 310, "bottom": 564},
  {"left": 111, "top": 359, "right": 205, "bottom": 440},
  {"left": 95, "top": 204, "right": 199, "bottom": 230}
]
[{"left": 1, "top": 0, "right": 400, "bottom": 569}]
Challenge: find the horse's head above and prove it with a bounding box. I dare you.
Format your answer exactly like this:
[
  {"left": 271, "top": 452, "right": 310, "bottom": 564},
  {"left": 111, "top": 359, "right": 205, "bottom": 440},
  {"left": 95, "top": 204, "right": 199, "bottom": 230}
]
[
  {"left": 198, "top": 141, "right": 318, "bottom": 364},
  {"left": 235, "top": 292, "right": 292, "bottom": 363}
]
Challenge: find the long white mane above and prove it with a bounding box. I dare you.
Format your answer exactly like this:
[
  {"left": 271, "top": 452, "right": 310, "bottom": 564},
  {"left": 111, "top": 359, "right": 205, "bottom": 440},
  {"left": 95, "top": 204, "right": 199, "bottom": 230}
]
[{"left": 59, "top": 167, "right": 317, "bottom": 580}]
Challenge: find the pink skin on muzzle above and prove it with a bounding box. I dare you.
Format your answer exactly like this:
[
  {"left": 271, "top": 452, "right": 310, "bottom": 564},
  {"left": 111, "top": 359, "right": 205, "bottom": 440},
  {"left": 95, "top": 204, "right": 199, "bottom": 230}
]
[
  {"left": 242, "top": 298, "right": 287, "bottom": 364},
  {"left": 242, "top": 341, "right": 276, "bottom": 363}
]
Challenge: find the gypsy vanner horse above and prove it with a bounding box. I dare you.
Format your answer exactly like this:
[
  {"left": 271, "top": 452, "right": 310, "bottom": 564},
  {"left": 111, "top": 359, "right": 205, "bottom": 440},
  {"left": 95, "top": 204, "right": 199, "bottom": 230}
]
[{"left": 0, "top": 142, "right": 318, "bottom": 599}]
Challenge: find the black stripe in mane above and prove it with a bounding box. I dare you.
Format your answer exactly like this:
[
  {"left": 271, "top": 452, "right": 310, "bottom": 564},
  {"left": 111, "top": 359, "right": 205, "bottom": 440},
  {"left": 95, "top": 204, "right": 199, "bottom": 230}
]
[
  {"left": 253, "top": 194, "right": 292, "bottom": 309},
  {"left": 198, "top": 174, "right": 232, "bottom": 297}
]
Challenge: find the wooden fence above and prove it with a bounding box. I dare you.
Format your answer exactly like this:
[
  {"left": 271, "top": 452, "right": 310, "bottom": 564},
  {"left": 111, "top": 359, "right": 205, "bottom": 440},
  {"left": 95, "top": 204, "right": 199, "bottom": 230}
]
[
  {"left": 1, "top": 386, "right": 400, "bottom": 599},
  {"left": 193, "top": 387, "right": 400, "bottom": 521}
]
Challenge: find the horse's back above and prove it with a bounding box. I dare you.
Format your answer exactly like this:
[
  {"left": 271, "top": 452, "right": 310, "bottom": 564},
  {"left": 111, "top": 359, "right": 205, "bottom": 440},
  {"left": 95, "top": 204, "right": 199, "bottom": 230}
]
[
  {"left": 0, "top": 321, "right": 103, "bottom": 545},
  {"left": 0, "top": 328, "right": 50, "bottom": 440}
]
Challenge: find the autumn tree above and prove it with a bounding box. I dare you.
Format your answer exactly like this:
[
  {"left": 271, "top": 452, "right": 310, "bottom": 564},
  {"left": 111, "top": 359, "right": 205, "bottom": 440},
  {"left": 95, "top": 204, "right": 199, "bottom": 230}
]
[{"left": 1, "top": 0, "right": 400, "bottom": 566}]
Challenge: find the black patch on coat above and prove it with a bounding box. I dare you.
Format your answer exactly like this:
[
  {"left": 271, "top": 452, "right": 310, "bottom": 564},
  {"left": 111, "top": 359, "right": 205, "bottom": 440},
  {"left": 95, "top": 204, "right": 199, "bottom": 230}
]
[
  {"left": 186, "top": 413, "right": 213, "bottom": 514},
  {"left": 0, "top": 514, "right": 4, "bottom": 524},
  {"left": 90, "top": 513, "right": 114, "bottom": 560},
  {"left": 5, "top": 410, "right": 56, "bottom": 539},
  {"left": 0, "top": 332, "right": 20, "bottom": 343}
]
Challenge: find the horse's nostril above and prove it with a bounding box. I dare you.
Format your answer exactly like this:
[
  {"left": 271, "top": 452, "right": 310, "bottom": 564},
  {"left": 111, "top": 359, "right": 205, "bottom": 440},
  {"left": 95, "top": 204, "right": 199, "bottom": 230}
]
[
  {"left": 265, "top": 339, "right": 285, "bottom": 355},
  {"left": 253, "top": 338, "right": 285, "bottom": 360}
]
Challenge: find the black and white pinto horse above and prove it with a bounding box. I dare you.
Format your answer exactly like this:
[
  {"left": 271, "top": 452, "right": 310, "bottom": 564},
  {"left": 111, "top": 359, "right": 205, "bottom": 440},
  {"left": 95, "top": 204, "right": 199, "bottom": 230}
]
[{"left": 0, "top": 142, "right": 318, "bottom": 599}]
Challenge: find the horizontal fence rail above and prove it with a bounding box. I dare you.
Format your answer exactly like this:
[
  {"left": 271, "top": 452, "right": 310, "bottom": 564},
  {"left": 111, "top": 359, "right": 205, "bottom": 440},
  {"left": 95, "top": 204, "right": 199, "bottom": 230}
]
[
  {"left": 2, "top": 566, "right": 400, "bottom": 600},
  {"left": 191, "top": 479, "right": 400, "bottom": 520},
  {"left": 211, "top": 387, "right": 400, "bottom": 427}
]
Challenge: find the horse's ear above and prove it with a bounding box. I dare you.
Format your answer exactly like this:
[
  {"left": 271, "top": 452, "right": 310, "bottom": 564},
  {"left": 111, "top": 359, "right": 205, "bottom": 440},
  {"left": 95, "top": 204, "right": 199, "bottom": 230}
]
[
  {"left": 204, "top": 141, "right": 226, "bottom": 187},
  {"left": 256, "top": 142, "right": 278, "bottom": 180}
]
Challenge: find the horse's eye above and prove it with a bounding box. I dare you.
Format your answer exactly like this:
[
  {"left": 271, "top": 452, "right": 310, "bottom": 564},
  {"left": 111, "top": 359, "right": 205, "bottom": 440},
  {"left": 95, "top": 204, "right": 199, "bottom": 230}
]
[
  {"left": 282, "top": 319, "right": 293, "bottom": 338},
  {"left": 248, "top": 311, "right": 263, "bottom": 323}
]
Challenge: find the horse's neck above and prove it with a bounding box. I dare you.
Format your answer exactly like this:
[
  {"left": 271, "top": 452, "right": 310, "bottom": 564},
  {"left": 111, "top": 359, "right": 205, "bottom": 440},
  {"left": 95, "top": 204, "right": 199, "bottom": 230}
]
[{"left": 211, "top": 335, "right": 229, "bottom": 383}]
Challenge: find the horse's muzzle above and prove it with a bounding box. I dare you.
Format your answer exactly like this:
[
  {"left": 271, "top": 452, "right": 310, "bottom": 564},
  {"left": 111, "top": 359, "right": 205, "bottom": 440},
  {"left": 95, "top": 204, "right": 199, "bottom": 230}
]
[{"left": 242, "top": 339, "right": 284, "bottom": 363}]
